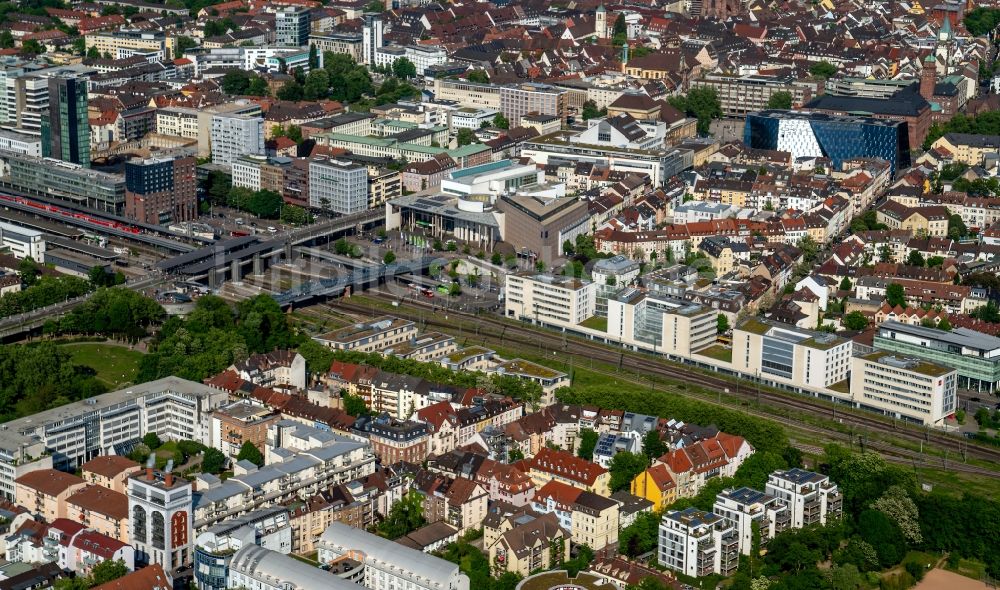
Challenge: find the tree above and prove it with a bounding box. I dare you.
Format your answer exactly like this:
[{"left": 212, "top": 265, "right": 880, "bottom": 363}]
[
  {"left": 236, "top": 441, "right": 264, "bottom": 467},
  {"left": 456, "top": 128, "right": 476, "bottom": 146},
  {"left": 642, "top": 429, "right": 667, "bottom": 464},
  {"left": 276, "top": 80, "right": 303, "bottom": 101},
  {"left": 767, "top": 91, "right": 793, "bottom": 110},
  {"left": 810, "top": 60, "right": 838, "bottom": 79},
  {"left": 491, "top": 252, "right": 503, "bottom": 265},
  {"left": 175, "top": 35, "right": 197, "bottom": 58},
  {"left": 378, "top": 490, "right": 425, "bottom": 538},
  {"left": 965, "top": 7, "right": 1000, "bottom": 36},
  {"left": 581, "top": 100, "right": 604, "bottom": 120},
  {"left": 21, "top": 39, "right": 44, "bottom": 55},
  {"left": 857, "top": 509, "right": 907, "bottom": 568},
  {"left": 0, "top": 30, "right": 13, "bottom": 49},
  {"left": 937, "top": 316, "right": 951, "bottom": 331},
  {"left": 246, "top": 75, "right": 270, "bottom": 97},
  {"left": 839, "top": 276, "right": 852, "bottom": 291},
  {"left": 467, "top": 69, "right": 489, "bottom": 83},
  {"left": 303, "top": 68, "right": 330, "bottom": 100},
  {"left": 492, "top": 113, "right": 509, "bottom": 129},
  {"left": 871, "top": 486, "right": 922, "bottom": 544},
  {"left": 392, "top": 57, "right": 417, "bottom": 79},
  {"left": 142, "top": 432, "right": 162, "bottom": 450},
  {"left": 717, "top": 314, "right": 730, "bottom": 334},
  {"left": 608, "top": 451, "right": 648, "bottom": 492},
  {"left": 343, "top": 392, "right": 369, "bottom": 416},
  {"left": 612, "top": 13, "right": 627, "bottom": 46},
  {"left": 383, "top": 251, "right": 396, "bottom": 264},
  {"left": 201, "top": 447, "right": 226, "bottom": 474},
  {"left": 842, "top": 311, "right": 868, "bottom": 331},
  {"left": 618, "top": 511, "right": 659, "bottom": 557},
  {"left": 973, "top": 300, "right": 1000, "bottom": 323},
  {"left": 906, "top": 250, "right": 925, "bottom": 267},
  {"left": 17, "top": 256, "right": 39, "bottom": 287},
  {"left": 948, "top": 214, "right": 968, "bottom": 240},
  {"left": 670, "top": 87, "right": 722, "bottom": 135},
  {"left": 885, "top": 283, "right": 906, "bottom": 308},
  {"left": 535, "top": 260, "right": 546, "bottom": 272},
  {"left": 308, "top": 43, "right": 319, "bottom": 70},
  {"left": 578, "top": 428, "right": 598, "bottom": 460},
  {"left": 221, "top": 69, "right": 252, "bottom": 95},
  {"left": 86, "top": 45, "right": 101, "bottom": 59}
]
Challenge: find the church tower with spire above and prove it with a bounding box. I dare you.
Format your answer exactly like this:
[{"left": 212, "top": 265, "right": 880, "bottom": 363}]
[{"left": 595, "top": 4, "right": 607, "bottom": 39}]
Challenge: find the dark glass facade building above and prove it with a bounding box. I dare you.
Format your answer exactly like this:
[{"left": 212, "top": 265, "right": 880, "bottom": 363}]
[
  {"left": 743, "top": 110, "right": 910, "bottom": 175},
  {"left": 41, "top": 76, "right": 90, "bottom": 167}
]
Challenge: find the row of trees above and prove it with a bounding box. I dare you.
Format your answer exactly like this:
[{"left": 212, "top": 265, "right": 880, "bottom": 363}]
[
  {"left": 668, "top": 87, "right": 723, "bottom": 135},
  {"left": 924, "top": 111, "right": 1000, "bottom": 149},
  {"left": 42, "top": 287, "right": 165, "bottom": 341},
  {"left": 0, "top": 272, "right": 91, "bottom": 320}
]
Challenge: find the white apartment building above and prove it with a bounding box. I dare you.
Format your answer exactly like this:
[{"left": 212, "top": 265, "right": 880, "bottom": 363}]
[
  {"left": 374, "top": 45, "right": 447, "bottom": 76},
  {"left": 0, "top": 377, "right": 229, "bottom": 501},
  {"left": 156, "top": 107, "right": 200, "bottom": 139},
  {"left": 432, "top": 79, "right": 502, "bottom": 110},
  {"left": 308, "top": 158, "right": 369, "bottom": 214},
  {"left": 318, "top": 522, "right": 471, "bottom": 590},
  {"left": 451, "top": 107, "right": 500, "bottom": 130},
  {"left": 505, "top": 273, "right": 596, "bottom": 328},
  {"left": 231, "top": 155, "right": 267, "bottom": 191},
  {"left": 440, "top": 159, "right": 546, "bottom": 197},
  {"left": 210, "top": 113, "right": 265, "bottom": 167},
  {"left": 713, "top": 487, "right": 790, "bottom": 555},
  {"left": 765, "top": 469, "right": 842, "bottom": 528},
  {"left": 230, "top": 545, "right": 354, "bottom": 590},
  {"left": 849, "top": 352, "right": 957, "bottom": 425},
  {"left": 732, "top": 318, "right": 852, "bottom": 393},
  {"left": 7, "top": 75, "right": 49, "bottom": 132},
  {"left": 607, "top": 290, "right": 716, "bottom": 357},
  {"left": 658, "top": 508, "right": 739, "bottom": 578},
  {"left": 0, "top": 220, "right": 45, "bottom": 259},
  {"left": 0, "top": 129, "right": 41, "bottom": 156},
  {"left": 312, "top": 316, "right": 417, "bottom": 351},
  {"left": 194, "top": 423, "right": 375, "bottom": 529},
  {"left": 85, "top": 30, "right": 173, "bottom": 61}
]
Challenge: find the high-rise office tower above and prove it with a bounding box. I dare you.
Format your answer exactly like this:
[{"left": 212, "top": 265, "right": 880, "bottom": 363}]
[
  {"left": 41, "top": 75, "right": 90, "bottom": 167},
  {"left": 362, "top": 15, "right": 383, "bottom": 65},
  {"left": 276, "top": 6, "right": 311, "bottom": 47}
]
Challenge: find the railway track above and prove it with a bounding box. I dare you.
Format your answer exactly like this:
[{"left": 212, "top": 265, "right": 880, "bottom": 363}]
[{"left": 328, "top": 294, "right": 1000, "bottom": 474}]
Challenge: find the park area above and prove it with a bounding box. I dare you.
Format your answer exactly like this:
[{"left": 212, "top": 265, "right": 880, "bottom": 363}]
[{"left": 62, "top": 342, "right": 143, "bottom": 389}]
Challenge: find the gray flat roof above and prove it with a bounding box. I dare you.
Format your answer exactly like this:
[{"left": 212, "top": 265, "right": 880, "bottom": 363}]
[
  {"left": 878, "top": 320, "right": 1000, "bottom": 352},
  {"left": 0, "top": 377, "right": 220, "bottom": 458},
  {"left": 231, "top": 545, "right": 358, "bottom": 590},
  {"left": 320, "top": 521, "right": 464, "bottom": 587}
]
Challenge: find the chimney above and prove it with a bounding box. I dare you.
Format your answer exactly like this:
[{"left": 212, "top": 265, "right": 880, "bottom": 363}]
[
  {"left": 164, "top": 459, "right": 174, "bottom": 487},
  {"left": 145, "top": 454, "right": 155, "bottom": 481}
]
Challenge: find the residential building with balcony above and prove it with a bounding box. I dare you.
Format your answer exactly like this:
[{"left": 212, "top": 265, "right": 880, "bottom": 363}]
[
  {"left": 525, "top": 447, "right": 610, "bottom": 497},
  {"left": 0, "top": 377, "right": 229, "bottom": 501},
  {"left": 194, "top": 507, "right": 293, "bottom": 590},
  {"left": 81, "top": 456, "right": 141, "bottom": 494},
  {"left": 194, "top": 424, "right": 375, "bottom": 530},
  {"left": 484, "top": 511, "right": 569, "bottom": 576},
  {"left": 368, "top": 418, "right": 431, "bottom": 464},
  {"left": 313, "top": 316, "right": 418, "bottom": 352},
  {"left": 765, "top": 469, "right": 842, "bottom": 528},
  {"left": 14, "top": 469, "right": 87, "bottom": 522},
  {"left": 318, "top": 521, "right": 470, "bottom": 590},
  {"left": 65, "top": 485, "right": 130, "bottom": 542},
  {"left": 210, "top": 401, "right": 281, "bottom": 460},
  {"left": 713, "top": 487, "right": 790, "bottom": 555},
  {"left": 657, "top": 507, "right": 739, "bottom": 577},
  {"left": 531, "top": 480, "right": 620, "bottom": 549}
]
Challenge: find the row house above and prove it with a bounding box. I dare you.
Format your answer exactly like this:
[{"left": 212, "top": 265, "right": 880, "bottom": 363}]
[
  {"left": 485, "top": 511, "right": 569, "bottom": 576},
  {"left": 531, "top": 480, "right": 620, "bottom": 550},
  {"left": 651, "top": 433, "right": 753, "bottom": 499},
  {"left": 521, "top": 447, "right": 611, "bottom": 497},
  {"left": 855, "top": 276, "right": 986, "bottom": 314},
  {"left": 286, "top": 482, "right": 379, "bottom": 554},
  {"left": 413, "top": 471, "right": 488, "bottom": 534}
]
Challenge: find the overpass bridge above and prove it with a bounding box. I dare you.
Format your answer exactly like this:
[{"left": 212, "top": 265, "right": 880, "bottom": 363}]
[
  {"left": 271, "top": 255, "right": 441, "bottom": 307},
  {"left": 155, "top": 209, "right": 386, "bottom": 287}
]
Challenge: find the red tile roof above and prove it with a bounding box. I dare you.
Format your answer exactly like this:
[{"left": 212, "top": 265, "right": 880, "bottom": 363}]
[
  {"left": 529, "top": 447, "right": 607, "bottom": 486},
  {"left": 91, "top": 564, "right": 169, "bottom": 590},
  {"left": 15, "top": 469, "right": 86, "bottom": 497}
]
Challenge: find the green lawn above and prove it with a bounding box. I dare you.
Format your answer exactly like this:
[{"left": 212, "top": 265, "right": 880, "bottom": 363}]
[
  {"left": 63, "top": 343, "right": 143, "bottom": 389},
  {"left": 946, "top": 557, "right": 987, "bottom": 581},
  {"left": 579, "top": 316, "right": 607, "bottom": 331},
  {"left": 697, "top": 344, "right": 733, "bottom": 363}
]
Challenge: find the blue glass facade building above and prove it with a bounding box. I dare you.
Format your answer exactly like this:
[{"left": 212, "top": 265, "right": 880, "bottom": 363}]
[{"left": 743, "top": 110, "right": 910, "bottom": 175}]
